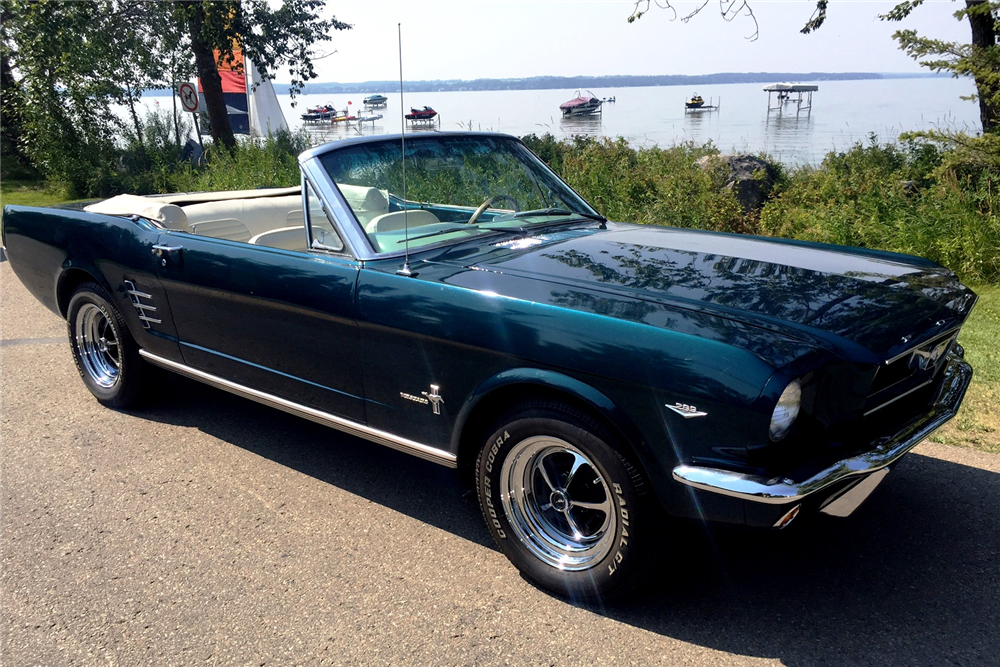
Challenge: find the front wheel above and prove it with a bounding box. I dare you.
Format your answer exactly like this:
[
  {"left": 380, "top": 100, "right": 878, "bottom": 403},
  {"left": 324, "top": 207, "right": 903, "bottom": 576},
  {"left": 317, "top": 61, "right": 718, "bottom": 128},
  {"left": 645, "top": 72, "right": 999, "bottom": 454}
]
[
  {"left": 67, "top": 282, "right": 156, "bottom": 409},
  {"left": 476, "top": 401, "right": 650, "bottom": 600}
]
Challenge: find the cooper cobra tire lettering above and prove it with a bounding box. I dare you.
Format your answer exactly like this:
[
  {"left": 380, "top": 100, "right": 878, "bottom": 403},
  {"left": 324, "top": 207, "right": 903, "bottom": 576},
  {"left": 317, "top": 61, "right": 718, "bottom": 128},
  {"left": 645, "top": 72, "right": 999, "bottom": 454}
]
[
  {"left": 607, "top": 482, "right": 629, "bottom": 575},
  {"left": 482, "top": 475, "right": 506, "bottom": 538},
  {"left": 485, "top": 430, "right": 509, "bottom": 473}
]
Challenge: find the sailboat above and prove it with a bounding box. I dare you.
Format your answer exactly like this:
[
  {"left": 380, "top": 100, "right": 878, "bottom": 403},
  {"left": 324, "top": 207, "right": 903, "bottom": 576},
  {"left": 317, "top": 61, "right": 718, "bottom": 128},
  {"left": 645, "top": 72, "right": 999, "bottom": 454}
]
[{"left": 197, "top": 48, "right": 288, "bottom": 137}]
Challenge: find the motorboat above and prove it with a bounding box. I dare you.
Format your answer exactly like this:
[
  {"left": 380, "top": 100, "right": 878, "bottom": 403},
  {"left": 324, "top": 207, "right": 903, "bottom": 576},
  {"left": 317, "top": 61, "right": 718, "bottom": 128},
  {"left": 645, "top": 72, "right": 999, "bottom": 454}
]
[
  {"left": 405, "top": 106, "right": 438, "bottom": 120},
  {"left": 300, "top": 104, "right": 339, "bottom": 121},
  {"left": 685, "top": 94, "right": 705, "bottom": 109},
  {"left": 559, "top": 90, "right": 602, "bottom": 116},
  {"left": 364, "top": 94, "right": 388, "bottom": 107}
]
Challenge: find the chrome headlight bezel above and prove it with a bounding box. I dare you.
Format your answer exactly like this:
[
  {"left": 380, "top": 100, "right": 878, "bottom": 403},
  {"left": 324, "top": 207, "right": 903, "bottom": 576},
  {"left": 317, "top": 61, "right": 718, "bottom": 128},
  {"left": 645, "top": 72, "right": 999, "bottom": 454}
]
[{"left": 769, "top": 379, "right": 802, "bottom": 441}]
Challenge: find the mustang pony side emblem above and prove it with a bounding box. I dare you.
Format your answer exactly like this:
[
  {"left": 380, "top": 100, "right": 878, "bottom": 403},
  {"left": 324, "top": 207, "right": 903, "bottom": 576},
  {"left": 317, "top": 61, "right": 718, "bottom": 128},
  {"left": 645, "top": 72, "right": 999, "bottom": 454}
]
[
  {"left": 400, "top": 385, "right": 445, "bottom": 415},
  {"left": 422, "top": 385, "right": 444, "bottom": 415},
  {"left": 666, "top": 402, "right": 708, "bottom": 419}
]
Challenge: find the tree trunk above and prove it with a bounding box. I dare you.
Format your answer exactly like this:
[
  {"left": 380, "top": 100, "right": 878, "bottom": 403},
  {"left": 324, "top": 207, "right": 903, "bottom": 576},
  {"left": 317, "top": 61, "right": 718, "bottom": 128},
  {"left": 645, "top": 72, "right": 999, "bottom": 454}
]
[
  {"left": 186, "top": 5, "right": 235, "bottom": 150},
  {"left": 0, "top": 52, "right": 35, "bottom": 177},
  {"left": 966, "top": 0, "right": 999, "bottom": 133},
  {"left": 125, "top": 86, "right": 146, "bottom": 154}
]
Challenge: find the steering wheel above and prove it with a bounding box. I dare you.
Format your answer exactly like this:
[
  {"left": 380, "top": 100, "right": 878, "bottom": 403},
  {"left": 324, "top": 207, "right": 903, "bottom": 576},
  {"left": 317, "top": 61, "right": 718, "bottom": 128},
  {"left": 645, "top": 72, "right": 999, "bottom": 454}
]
[{"left": 467, "top": 194, "right": 520, "bottom": 225}]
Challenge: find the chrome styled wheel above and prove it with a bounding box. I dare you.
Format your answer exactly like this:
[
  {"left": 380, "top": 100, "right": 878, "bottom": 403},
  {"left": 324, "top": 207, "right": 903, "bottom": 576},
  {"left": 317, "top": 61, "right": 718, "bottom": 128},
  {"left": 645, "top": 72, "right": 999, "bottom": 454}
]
[
  {"left": 477, "top": 402, "right": 650, "bottom": 599},
  {"left": 74, "top": 302, "right": 121, "bottom": 388},
  {"left": 500, "top": 436, "right": 616, "bottom": 571},
  {"left": 67, "top": 281, "right": 157, "bottom": 408}
]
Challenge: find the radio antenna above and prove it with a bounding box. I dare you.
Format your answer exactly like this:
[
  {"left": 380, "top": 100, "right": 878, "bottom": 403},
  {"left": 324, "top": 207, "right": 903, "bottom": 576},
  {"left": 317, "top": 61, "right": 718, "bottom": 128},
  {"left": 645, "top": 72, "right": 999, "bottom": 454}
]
[{"left": 396, "top": 22, "right": 414, "bottom": 277}]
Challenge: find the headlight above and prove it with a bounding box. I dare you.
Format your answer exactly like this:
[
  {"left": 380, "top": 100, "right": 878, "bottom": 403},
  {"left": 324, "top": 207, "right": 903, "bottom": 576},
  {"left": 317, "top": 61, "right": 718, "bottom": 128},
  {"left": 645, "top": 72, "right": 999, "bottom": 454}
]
[{"left": 769, "top": 380, "right": 802, "bottom": 441}]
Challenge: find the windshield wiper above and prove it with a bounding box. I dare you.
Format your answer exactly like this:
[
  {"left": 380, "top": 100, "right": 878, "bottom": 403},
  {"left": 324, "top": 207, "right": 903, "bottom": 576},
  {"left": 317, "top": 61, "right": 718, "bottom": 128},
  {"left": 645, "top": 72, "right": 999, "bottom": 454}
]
[
  {"left": 510, "top": 208, "right": 606, "bottom": 222},
  {"left": 511, "top": 207, "right": 573, "bottom": 218},
  {"left": 395, "top": 226, "right": 480, "bottom": 244}
]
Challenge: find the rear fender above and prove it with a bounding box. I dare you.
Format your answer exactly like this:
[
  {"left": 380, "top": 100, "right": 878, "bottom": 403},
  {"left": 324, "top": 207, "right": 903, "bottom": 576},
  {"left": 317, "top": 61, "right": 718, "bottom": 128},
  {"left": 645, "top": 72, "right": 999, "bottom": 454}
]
[{"left": 56, "top": 260, "right": 110, "bottom": 317}]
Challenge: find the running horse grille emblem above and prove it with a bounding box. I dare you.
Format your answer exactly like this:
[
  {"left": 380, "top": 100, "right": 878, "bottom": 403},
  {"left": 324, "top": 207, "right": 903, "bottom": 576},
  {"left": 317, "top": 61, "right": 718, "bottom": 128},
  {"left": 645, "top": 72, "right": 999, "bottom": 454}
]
[{"left": 910, "top": 337, "right": 953, "bottom": 372}]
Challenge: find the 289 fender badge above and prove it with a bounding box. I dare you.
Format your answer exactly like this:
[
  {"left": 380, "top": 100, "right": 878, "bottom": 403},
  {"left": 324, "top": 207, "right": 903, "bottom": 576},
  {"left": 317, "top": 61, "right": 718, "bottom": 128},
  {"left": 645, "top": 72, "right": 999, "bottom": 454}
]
[{"left": 665, "top": 402, "right": 708, "bottom": 419}]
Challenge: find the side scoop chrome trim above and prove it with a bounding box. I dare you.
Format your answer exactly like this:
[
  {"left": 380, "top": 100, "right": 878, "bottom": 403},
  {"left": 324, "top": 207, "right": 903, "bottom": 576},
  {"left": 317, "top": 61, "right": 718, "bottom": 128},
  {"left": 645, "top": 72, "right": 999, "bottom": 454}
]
[
  {"left": 138, "top": 350, "right": 458, "bottom": 468},
  {"left": 673, "top": 352, "right": 972, "bottom": 507}
]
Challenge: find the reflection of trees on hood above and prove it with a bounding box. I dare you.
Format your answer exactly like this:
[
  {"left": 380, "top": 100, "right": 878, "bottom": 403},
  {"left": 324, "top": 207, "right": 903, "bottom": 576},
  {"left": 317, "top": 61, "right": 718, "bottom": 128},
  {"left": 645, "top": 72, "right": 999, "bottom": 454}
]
[{"left": 542, "top": 242, "right": 963, "bottom": 342}]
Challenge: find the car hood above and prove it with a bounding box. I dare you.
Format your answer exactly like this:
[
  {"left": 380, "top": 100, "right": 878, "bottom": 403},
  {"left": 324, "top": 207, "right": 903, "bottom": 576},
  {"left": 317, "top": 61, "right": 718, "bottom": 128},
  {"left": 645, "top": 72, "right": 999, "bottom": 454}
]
[{"left": 428, "top": 222, "right": 978, "bottom": 363}]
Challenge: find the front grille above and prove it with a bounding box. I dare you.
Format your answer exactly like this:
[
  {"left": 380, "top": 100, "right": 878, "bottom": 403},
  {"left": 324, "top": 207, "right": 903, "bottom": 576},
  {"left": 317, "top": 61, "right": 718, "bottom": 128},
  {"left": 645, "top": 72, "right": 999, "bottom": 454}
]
[{"left": 864, "top": 329, "right": 958, "bottom": 415}]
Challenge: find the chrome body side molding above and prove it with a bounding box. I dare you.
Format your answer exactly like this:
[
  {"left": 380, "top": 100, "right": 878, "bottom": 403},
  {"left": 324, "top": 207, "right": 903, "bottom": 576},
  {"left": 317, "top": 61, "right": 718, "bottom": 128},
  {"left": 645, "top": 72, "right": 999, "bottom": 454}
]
[
  {"left": 672, "top": 352, "right": 972, "bottom": 510},
  {"left": 138, "top": 350, "right": 458, "bottom": 468}
]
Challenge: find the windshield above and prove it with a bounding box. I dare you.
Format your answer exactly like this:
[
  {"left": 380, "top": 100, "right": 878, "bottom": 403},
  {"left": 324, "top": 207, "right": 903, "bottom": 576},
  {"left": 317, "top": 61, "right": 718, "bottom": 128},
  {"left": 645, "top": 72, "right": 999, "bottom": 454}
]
[{"left": 317, "top": 135, "right": 601, "bottom": 254}]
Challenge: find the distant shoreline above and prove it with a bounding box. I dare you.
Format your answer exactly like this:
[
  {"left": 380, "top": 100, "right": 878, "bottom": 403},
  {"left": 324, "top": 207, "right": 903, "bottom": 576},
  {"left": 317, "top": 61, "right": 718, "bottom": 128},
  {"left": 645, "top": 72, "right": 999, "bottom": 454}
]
[{"left": 144, "top": 71, "right": 947, "bottom": 96}]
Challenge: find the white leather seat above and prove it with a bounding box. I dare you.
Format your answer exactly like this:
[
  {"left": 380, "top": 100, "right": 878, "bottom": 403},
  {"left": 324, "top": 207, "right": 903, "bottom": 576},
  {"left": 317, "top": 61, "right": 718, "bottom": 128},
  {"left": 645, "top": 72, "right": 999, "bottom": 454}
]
[
  {"left": 183, "top": 195, "right": 303, "bottom": 241},
  {"left": 248, "top": 226, "right": 308, "bottom": 251},
  {"left": 337, "top": 184, "right": 389, "bottom": 227},
  {"left": 365, "top": 209, "right": 440, "bottom": 234},
  {"left": 84, "top": 194, "right": 191, "bottom": 233}
]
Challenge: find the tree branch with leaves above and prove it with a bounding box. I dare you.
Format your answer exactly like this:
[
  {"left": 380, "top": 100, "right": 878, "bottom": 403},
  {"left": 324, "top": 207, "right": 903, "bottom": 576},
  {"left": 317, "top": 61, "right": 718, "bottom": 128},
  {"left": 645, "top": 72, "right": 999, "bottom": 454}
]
[{"left": 628, "top": 0, "right": 759, "bottom": 41}]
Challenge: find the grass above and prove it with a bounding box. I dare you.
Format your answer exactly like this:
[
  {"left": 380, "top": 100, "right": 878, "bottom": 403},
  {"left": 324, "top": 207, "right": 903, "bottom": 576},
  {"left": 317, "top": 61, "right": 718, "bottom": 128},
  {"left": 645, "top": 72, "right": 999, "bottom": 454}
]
[
  {"left": 1, "top": 177, "right": 997, "bottom": 455},
  {"left": 0, "top": 180, "right": 77, "bottom": 208},
  {"left": 933, "top": 284, "right": 1000, "bottom": 454}
]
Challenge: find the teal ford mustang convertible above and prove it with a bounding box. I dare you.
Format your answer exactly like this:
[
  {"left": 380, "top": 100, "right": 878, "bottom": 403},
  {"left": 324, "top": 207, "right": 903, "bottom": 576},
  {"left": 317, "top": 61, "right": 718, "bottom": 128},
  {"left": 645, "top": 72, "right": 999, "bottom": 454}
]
[{"left": 1, "top": 133, "right": 976, "bottom": 599}]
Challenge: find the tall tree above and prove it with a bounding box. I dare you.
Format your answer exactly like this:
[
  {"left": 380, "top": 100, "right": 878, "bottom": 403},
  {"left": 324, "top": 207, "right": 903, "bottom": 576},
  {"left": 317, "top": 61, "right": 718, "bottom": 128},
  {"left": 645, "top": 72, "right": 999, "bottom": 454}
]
[
  {"left": 1, "top": 0, "right": 125, "bottom": 193},
  {"left": 0, "top": 1, "right": 32, "bottom": 177},
  {"left": 173, "top": 0, "right": 350, "bottom": 150},
  {"left": 1, "top": 0, "right": 349, "bottom": 189},
  {"left": 883, "top": 1, "right": 999, "bottom": 133}
]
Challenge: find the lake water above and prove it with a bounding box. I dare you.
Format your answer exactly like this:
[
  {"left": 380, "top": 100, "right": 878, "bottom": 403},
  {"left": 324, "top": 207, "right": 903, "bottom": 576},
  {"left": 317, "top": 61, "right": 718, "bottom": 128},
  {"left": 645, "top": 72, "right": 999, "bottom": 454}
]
[{"left": 266, "top": 77, "right": 980, "bottom": 165}]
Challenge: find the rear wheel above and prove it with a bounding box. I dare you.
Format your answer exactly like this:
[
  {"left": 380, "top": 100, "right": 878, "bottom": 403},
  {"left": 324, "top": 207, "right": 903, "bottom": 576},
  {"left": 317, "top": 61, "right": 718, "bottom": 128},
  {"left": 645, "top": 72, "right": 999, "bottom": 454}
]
[
  {"left": 476, "top": 400, "right": 650, "bottom": 600},
  {"left": 67, "top": 282, "right": 155, "bottom": 409}
]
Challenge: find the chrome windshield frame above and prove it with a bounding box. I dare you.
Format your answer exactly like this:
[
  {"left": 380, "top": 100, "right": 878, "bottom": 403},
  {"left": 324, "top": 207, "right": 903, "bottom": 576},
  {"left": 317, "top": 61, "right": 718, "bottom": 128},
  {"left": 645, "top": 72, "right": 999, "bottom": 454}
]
[{"left": 298, "top": 155, "right": 375, "bottom": 260}]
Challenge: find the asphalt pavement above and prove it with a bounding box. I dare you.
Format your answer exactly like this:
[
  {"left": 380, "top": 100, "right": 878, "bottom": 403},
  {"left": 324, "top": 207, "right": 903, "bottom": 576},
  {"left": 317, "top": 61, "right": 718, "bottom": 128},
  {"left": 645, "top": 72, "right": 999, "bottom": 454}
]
[{"left": 2, "top": 259, "right": 999, "bottom": 666}]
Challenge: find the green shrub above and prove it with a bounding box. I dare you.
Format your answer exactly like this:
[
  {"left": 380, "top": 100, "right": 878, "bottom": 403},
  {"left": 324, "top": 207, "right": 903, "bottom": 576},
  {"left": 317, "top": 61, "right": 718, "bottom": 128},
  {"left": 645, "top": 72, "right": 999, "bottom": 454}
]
[
  {"left": 760, "top": 137, "right": 1000, "bottom": 283},
  {"left": 168, "top": 130, "right": 309, "bottom": 193},
  {"left": 525, "top": 134, "right": 748, "bottom": 234}
]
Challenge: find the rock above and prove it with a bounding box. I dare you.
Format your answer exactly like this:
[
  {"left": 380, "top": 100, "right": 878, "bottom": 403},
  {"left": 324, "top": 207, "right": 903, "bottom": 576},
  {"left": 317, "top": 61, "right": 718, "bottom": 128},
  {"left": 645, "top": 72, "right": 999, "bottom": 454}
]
[{"left": 695, "top": 154, "right": 778, "bottom": 212}]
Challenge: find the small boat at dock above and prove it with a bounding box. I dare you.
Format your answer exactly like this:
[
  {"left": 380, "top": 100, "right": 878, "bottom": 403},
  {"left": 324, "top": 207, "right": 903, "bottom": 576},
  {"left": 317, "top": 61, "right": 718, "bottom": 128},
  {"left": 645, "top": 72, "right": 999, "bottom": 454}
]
[
  {"left": 559, "top": 90, "right": 602, "bottom": 116},
  {"left": 364, "top": 94, "right": 388, "bottom": 107},
  {"left": 301, "top": 104, "right": 339, "bottom": 121},
  {"left": 405, "top": 106, "right": 438, "bottom": 120},
  {"left": 685, "top": 93, "right": 705, "bottom": 109}
]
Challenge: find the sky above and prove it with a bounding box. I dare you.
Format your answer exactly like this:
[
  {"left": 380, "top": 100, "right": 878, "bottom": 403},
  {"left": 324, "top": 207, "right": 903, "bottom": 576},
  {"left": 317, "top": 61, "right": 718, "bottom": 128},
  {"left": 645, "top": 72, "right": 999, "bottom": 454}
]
[{"left": 305, "top": 1, "right": 973, "bottom": 83}]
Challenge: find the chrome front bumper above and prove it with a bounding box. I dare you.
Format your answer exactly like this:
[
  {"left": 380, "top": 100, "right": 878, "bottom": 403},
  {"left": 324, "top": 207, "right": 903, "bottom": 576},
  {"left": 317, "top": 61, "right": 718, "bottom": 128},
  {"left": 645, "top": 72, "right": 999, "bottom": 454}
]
[{"left": 672, "top": 352, "right": 973, "bottom": 518}]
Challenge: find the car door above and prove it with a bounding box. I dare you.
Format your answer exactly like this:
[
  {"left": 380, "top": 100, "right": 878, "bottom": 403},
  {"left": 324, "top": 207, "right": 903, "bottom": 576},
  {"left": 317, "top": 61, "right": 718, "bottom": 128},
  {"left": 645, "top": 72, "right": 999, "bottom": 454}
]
[{"left": 152, "top": 192, "right": 365, "bottom": 422}]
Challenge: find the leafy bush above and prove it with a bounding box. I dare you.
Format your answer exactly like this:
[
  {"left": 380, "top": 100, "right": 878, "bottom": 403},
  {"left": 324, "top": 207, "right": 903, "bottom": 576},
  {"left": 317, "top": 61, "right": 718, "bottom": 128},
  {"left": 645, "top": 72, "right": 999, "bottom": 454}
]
[
  {"left": 760, "top": 137, "right": 1000, "bottom": 283},
  {"left": 168, "top": 130, "right": 309, "bottom": 193},
  {"left": 524, "top": 133, "right": 747, "bottom": 233}
]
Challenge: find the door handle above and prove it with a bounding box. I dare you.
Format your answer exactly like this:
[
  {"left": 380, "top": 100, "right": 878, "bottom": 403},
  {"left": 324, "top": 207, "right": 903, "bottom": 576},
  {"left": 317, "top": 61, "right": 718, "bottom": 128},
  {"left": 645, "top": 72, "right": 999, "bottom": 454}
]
[
  {"left": 152, "top": 244, "right": 183, "bottom": 267},
  {"left": 152, "top": 244, "right": 183, "bottom": 257}
]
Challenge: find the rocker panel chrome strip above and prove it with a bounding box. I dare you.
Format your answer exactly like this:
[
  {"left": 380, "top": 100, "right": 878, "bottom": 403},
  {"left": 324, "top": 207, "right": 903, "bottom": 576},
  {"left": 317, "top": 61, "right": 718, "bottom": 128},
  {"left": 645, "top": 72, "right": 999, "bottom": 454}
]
[{"left": 138, "top": 350, "right": 458, "bottom": 468}]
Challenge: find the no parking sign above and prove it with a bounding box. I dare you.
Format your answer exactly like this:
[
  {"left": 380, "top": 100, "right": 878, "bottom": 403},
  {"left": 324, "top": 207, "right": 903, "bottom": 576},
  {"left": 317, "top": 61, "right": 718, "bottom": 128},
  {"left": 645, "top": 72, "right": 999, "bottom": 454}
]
[{"left": 178, "top": 82, "right": 201, "bottom": 113}]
